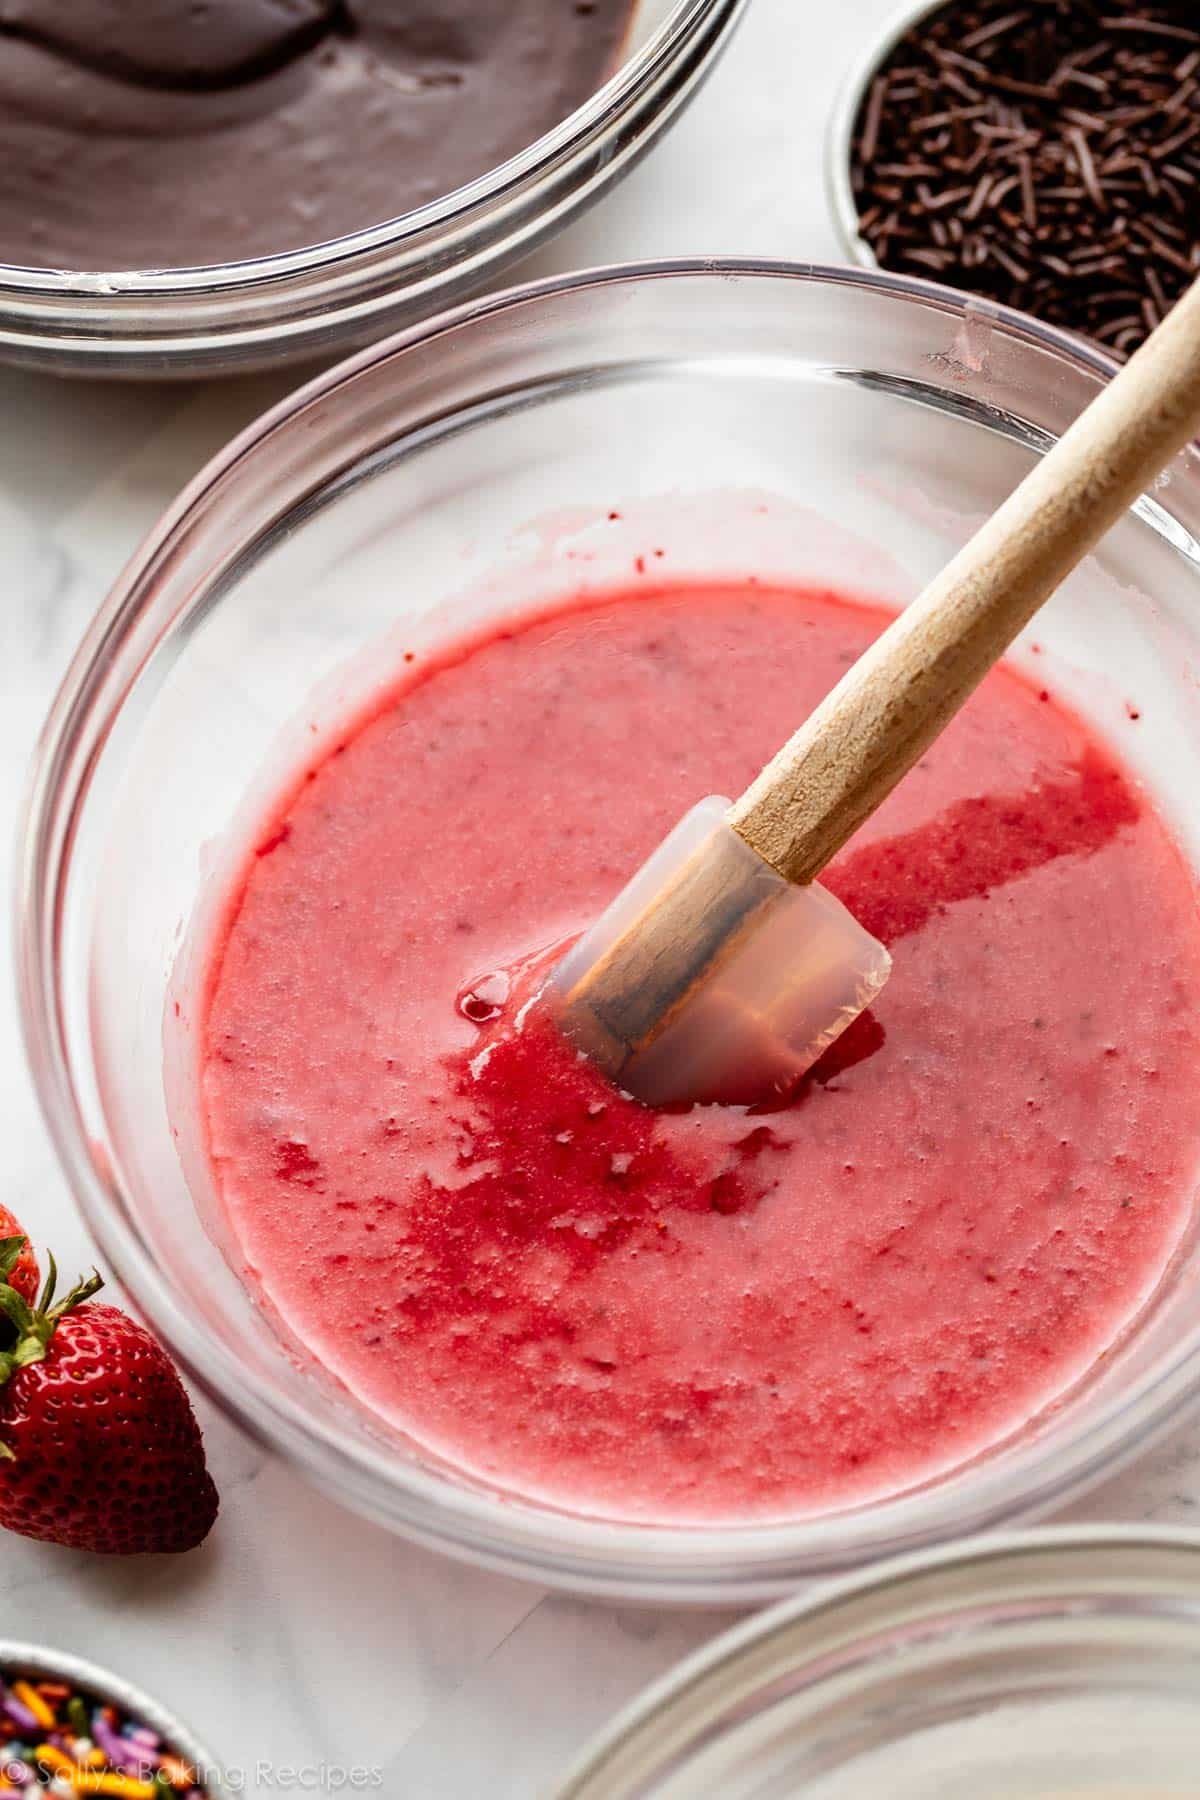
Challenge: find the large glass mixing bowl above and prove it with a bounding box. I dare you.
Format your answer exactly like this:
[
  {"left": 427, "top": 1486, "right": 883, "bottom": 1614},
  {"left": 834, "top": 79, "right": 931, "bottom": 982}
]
[{"left": 17, "top": 262, "right": 1200, "bottom": 1600}]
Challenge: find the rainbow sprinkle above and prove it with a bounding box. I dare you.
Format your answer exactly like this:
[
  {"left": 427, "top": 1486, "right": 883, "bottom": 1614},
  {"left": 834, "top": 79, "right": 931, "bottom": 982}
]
[{"left": 0, "top": 1675, "right": 204, "bottom": 1797}]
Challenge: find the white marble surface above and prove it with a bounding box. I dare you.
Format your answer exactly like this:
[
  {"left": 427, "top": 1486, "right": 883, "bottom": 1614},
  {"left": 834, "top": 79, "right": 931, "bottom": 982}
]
[{"left": 2, "top": 4, "right": 1199, "bottom": 1796}]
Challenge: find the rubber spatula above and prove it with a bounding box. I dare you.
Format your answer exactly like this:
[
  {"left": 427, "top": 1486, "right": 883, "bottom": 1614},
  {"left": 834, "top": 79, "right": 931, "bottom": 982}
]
[{"left": 549, "top": 275, "right": 1200, "bottom": 1108}]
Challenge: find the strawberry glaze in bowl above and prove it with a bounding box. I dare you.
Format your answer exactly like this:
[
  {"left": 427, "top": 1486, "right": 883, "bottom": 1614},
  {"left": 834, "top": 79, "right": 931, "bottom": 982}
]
[{"left": 18, "top": 261, "right": 1200, "bottom": 1601}]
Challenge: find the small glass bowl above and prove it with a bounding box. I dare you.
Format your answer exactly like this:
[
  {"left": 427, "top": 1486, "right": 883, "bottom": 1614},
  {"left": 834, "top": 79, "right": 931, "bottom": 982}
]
[
  {"left": 0, "top": 0, "right": 743, "bottom": 380},
  {"left": 0, "top": 1641, "right": 229, "bottom": 1798},
  {"left": 17, "top": 260, "right": 1200, "bottom": 1601},
  {"left": 554, "top": 1527, "right": 1200, "bottom": 1797}
]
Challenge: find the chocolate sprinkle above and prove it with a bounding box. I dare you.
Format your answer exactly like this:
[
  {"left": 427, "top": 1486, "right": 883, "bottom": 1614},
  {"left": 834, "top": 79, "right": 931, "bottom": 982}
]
[{"left": 850, "top": 0, "right": 1200, "bottom": 353}]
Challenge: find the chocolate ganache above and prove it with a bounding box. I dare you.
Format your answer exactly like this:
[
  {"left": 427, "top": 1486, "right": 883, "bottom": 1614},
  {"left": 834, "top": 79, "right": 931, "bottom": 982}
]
[{"left": 0, "top": 1, "right": 634, "bottom": 270}]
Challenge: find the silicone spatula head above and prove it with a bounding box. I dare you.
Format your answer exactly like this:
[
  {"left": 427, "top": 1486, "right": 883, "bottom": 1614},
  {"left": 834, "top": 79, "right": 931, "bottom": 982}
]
[
  {"left": 549, "top": 275, "right": 1200, "bottom": 1110},
  {"left": 548, "top": 798, "right": 891, "bottom": 1108}
]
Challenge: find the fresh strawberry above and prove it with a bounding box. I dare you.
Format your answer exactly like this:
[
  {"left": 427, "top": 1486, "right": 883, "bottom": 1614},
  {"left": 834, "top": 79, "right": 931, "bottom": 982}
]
[
  {"left": 0, "top": 1210, "right": 39, "bottom": 1306},
  {"left": 0, "top": 1259, "right": 219, "bottom": 1554}
]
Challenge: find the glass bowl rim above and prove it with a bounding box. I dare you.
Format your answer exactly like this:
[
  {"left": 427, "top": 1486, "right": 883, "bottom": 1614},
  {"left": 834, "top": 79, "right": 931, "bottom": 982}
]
[
  {"left": 552, "top": 1523, "right": 1200, "bottom": 1797},
  {"left": 17, "top": 255, "right": 1200, "bottom": 1601},
  {"left": 0, "top": 0, "right": 741, "bottom": 299}
]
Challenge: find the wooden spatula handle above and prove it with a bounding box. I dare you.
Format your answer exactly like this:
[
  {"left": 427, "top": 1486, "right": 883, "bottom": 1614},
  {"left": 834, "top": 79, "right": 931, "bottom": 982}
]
[{"left": 730, "top": 278, "right": 1200, "bottom": 886}]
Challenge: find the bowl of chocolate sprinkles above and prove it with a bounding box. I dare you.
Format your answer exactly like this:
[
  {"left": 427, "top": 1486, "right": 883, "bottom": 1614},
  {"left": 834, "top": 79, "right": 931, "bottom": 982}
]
[{"left": 828, "top": 0, "right": 1200, "bottom": 355}]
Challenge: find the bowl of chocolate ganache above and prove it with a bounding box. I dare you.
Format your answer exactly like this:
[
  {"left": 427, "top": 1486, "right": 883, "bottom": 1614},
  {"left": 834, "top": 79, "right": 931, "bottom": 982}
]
[{"left": 0, "top": 0, "right": 746, "bottom": 376}]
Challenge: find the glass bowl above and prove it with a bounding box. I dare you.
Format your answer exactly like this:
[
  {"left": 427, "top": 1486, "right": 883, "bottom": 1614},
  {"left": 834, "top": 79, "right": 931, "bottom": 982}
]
[
  {"left": 0, "top": 0, "right": 743, "bottom": 380},
  {"left": 17, "top": 260, "right": 1200, "bottom": 1602},
  {"left": 553, "top": 1527, "right": 1200, "bottom": 1797},
  {"left": 0, "top": 1640, "right": 230, "bottom": 1798}
]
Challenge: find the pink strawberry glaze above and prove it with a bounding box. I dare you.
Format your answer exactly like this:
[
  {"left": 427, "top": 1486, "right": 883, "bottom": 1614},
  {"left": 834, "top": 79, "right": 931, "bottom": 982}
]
[{"left": 199, "top": 584, "right": 1200, "bottom": 1521}]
